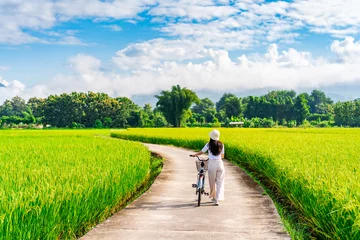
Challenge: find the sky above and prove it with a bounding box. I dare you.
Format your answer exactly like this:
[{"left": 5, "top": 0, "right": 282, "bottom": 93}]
[{"left": 1, "top": 0, "right": 360, "bottom": 105}]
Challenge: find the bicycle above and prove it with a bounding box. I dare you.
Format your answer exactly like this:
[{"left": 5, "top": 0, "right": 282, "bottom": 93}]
[{"left": 190, "top": 155, "right": 209, "bottom": 206}]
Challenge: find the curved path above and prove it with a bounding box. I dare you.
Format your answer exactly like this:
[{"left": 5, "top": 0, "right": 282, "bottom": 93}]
[{"left": 82, "top": 144, "right": 290, "bottom": 240}]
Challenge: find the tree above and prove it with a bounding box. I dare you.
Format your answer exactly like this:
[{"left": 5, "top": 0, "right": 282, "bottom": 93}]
[
  {"left": 244, "top": 96, "right": 260, "bottom": 119},
  {"left": 216, "top": 93, "right": 242, "bottom": 119},
  {"left": 334, "top": 101, "right": 356, "bottom": 126},
  {"left": 0, "top": 96, "right": 27, "bottom": 117},
  {"left": 142, "top": 103, "right": 154, "bottom": 127},
  {"left": 223, "top": 95, "right": 242, "bottom": 118},
  {"left": 191, "top": 98, "right": 216, "bottom": 123},
  {"left": 294, "top": 94, "right": 310, "bottom": 124},
  {"left": 155, "top": 85, "right": 199, "bottom": 127},
  {"left": 192, "top": 98, "right": 215, "bottom": 114},
  {"left": 10, "top": 96, "right": 27, "bottom": 116},
  {"left": 0, "top": 100, "right": 13, "bottom": 117},
  {"left": 27, "top": 97, "right": 46, "bottom": 120},
  {"left": 127, "top": 110, "right": 145, "bottom": 127},
  {"left": 42, "top": 93, "right": 85, "bottom": 127},
  {"left": 216, "top": 93, "right": 236, "bottom": 112},
  {"left": 153, "top": 111, "right": 168, "bottom": 127},
  {"left": 40, "top": 92, "right": 141, "bottom": 128},
  {"left": 114, "top": 97, "right": 140, "bottom": 128},
  {"left": 308, "top": 90, "right": 333, "bottom": 114}
]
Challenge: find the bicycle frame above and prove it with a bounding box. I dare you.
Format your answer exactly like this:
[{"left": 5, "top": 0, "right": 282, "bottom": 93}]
[{"left": 191, "top": 156, "right": 209, "bottom": 206}]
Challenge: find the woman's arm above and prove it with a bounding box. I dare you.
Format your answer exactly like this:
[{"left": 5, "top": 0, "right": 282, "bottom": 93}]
[
  {"left": 221, "top": 145, "right": 225, "bottom": 159},
  {"left": 190, "top": 143, "right": 208, "bottom": 157},
  {"left": 190, "top": 151, "right": 203, "bottom": 157}
]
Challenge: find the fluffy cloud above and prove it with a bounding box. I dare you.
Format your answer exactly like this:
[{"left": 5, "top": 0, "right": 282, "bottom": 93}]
[
  {"left": 149, "top": 0, "right": 360, "bottom": 49},
  {"left": 2, "top": 37, "right": 360, "bottom": 104},
  {"left": 330, "top": 37, "right": 360, "bottom": 63},
  {"left": 288, "top": 0, "right": 360, "bottom": 35},
  {"left": 102, "top": 25, "right": 122, "bottom": 32},
  {"left": 55, "top": 0, "right": 156, "bottom": 19},
  {"left": 148, "top": 0, "right": 239, "bottom": 21},
  {"left": 113, "top": 39, "right": 208, "bottom": 70},
  {"left": 57, "top": 38, "right": 360, "bottom": 96},
  {"left": 0, "top": 76, "right": 48, "bottom": 104},
  {"left": 2, "top": 0, "right": 360, "bottom": 47},
  {"left": 3, "top": 38, "right": 360, "bottom": 104},
  {"left": 0, "top": 0, "right": 156, "bottom": 44},
  {"left": 0, "top": 0, "right": 55, "bottom": 44}
]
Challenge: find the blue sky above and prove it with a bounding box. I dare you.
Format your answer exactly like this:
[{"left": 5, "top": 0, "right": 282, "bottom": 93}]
[{"left": 1, "top": 0, "right": 360, "bottom": 104}]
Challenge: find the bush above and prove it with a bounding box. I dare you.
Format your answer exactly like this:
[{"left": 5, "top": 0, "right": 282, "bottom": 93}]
[
  {"left": 287, "top": 120, "right": 297, "bottom": 128},
  {"left": 93, "top": 119, "right": 103, "bottom": 129},
  {"left": 307, "top": 114, "right": 333, "bottom": 122},
  {"left": 243, "top": 119, "right": 254, "bottom": 128},
  {"left": 104, "top": 117, "right": 113, "bottom": 128},
  {"left": 262, "top": 118, "right": 275, "bottom": 128},
  {"left": 317, "top": 121, "right": 331, "bottom": 128},
  {"left": 71, "top": 122, "right": 85, "bottom": 129}
]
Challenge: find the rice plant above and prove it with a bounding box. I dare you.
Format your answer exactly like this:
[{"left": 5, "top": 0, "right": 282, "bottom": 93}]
[{"left": 0, "top": 130, "right": 151, "bottom": 239}]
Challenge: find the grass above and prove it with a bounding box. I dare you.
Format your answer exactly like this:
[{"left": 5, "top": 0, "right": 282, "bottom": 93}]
[
  {"left": 0, "top": 129, "right": 161, "bottom": 239},
  {"left": 111, "top": 128, "right": 360, "bottom": 240}
]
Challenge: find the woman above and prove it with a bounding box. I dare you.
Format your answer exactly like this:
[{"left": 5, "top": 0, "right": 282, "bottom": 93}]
[{"left": 190, "top": 129, "right": 225, "bottom": 206}]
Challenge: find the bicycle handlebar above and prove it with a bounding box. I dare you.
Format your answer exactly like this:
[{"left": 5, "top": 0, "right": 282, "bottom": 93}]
[{"left": 189, "top": 155, "right": 209, "bottom": 161}]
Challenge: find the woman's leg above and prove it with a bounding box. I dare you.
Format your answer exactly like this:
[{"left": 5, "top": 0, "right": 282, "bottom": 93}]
[
  {"left": 207, "top": 161, "right": 216, "bottom": 199},
  {"left": 215, "top": 161, "right": 225, "bottom": 201}
]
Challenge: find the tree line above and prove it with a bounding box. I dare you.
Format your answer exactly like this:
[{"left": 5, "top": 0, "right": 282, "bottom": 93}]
[{"left": 1, "top": 85, "right": 359, "bottom": 128}]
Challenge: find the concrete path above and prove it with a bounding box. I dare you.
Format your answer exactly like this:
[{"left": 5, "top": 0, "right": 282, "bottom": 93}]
[{"left": 82, "top": 144, "right": 290, "bottom": 240}]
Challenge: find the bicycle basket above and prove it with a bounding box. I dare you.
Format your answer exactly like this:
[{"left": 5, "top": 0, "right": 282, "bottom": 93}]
[{"left": 195, "top": 160, "right": 209, "bottom": 171}]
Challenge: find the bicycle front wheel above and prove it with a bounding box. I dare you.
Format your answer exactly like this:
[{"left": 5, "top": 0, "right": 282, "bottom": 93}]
[
  {"left": 197, "top": 188, "right": 201, "bottom": 206},
  {"left": 197, "top": 175, "right": 203, "bottom": 206}
]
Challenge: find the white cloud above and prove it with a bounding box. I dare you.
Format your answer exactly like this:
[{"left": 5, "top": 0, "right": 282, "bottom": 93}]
[
  {"left": 147, "top": 0, "right": 360, "bottom": 50},
  {"left": 0, "top": 0, "right": 156, "bottom": 45},
  {"left": 0, "top": 35, "right": 360, "bottom": 104},
  {"left": 114, "top": 43, "right": 359, "bottom": 93},
  {"left": 0, "top": 0, "right": 56, "bottom": 44},
  {"left": 103, "top": 24, "right": 122, "bottom": 32},
  {"left": 0, "top": 77, "right": 9, "bottom": 87},
  {"left": 148, "top": 0, "right": 239, "bottom": 21},
  {"left": 55, "top": 0, "right": 157, "bottom": 19},
  {"left": 68, "top": 54, "right": 101, "bottom": 73},
  {"left": 330, "top": 37, "right": 360, "bottom": 63},
  {"left": 0, "top": 76, "right": 49, "bottom": 104},
  {"left": 85, "top": 38, "right": 360, "bottom": 95},
  {"left": 288, "top": 0, "right": 360, "bottom": 34},
  {"left": 113, "top": 39, "right": 208, "bottom": 70},
  {"left": 56, "top": 36, "right": 88, "bottom": 46},
  {"left": 125, "top": 20, "right": 138, "bottom": 25},
  {"left": 2, "top": 0, "right": 360, "bottom": 47},
  {"left": 4, "top": 38, "right": 360, "bottom": 104}
]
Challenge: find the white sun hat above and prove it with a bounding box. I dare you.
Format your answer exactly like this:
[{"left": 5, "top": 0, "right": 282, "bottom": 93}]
[{"left": 209, "top": 129, "right": 220, "bottom": 141}]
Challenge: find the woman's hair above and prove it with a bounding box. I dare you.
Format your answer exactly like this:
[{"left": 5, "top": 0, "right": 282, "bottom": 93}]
[{"left": 208, "top": 139, "right": 223, "bottom": 156}]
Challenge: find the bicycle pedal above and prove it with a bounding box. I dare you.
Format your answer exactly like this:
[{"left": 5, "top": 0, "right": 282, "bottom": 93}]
[{"left": 192, "top": 184, "right": 198, "bottom": 188}]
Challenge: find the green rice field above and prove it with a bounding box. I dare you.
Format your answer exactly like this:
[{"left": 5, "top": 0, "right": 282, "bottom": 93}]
[
  {"left": 0, "top": 130, "right": 152, "bottom": 239},
  {"left": 111, "top": 128, "right": 360, "bottom": 239}
]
